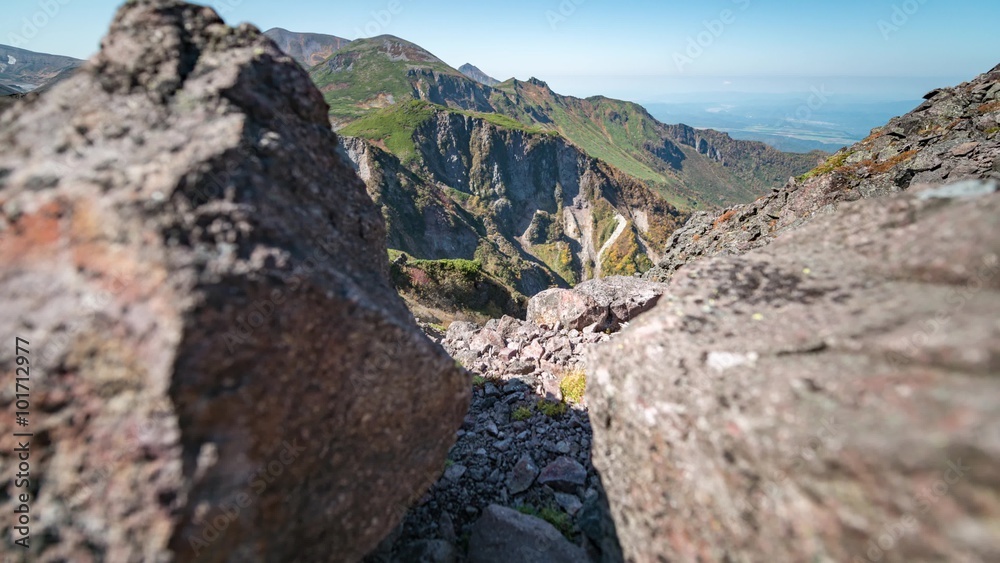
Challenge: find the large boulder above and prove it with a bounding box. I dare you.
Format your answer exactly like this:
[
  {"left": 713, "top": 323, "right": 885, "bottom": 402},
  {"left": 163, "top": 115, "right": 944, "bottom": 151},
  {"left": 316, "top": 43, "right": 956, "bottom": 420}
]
[
  {"left": 589, "top": 180, "right": 1000, "bottom": 562},
  {"left": 467, "top": 505, "right": 588, "bottom": 563},
  {"left": 0, "top": 1, "right": 468, "bottom": 561},
  {"left": 573, "top": 276, "right": 668, "bottom": 329},
  {"left": 526, "top": 288, "right": 606, "bottom": 331}
]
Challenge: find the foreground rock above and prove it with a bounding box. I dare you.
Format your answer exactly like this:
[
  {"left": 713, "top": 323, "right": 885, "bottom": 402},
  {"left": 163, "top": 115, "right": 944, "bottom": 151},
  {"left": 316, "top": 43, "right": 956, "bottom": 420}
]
[
  {"left": 647, "top": 64, "right": 1000, "bottom": 281},
  {"left": 0, "top": 1, "right": 467, "bottom": 561},
  {"left": 468, "top": 505, "right": 589, "bottom": 563},
  {"left": 367, "top": 311, "right": 623, "bottom": 561},
  {"left": 590, "top": 180, "right": 1000, "bottom": 562}
]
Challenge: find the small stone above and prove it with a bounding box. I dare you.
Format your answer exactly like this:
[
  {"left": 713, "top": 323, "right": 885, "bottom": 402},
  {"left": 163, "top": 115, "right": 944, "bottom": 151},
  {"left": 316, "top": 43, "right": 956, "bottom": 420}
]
[
  {"left": 555, "top": 441, "right": 571, "bottom": 454},
  {"left": 506, "top": 454, "right": 539, "bottom": 494},
  {"left": 553, "top": 492, "right": 583, "bottom": 516},
  {"left": 485, "top": 420, "right": 500, "bottom": 437},
  {"left": 444, "top": 464, "right": 467, "bottom": 482},
  {"left": 538, "top": 456, "right": 587, "bottom": 492}
]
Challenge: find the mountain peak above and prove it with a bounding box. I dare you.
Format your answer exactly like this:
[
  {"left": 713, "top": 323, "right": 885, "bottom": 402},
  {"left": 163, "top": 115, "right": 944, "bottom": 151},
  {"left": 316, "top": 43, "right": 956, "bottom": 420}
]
[
  {"left": 458, "top": 63, "right": 500, "bottom": 87},
  {"left": 262, "top": 28, "right": 351, "bottom": 68},
  {"left": 353, "top": 35, "right": 446, "bottom": 65},
  {"left": 526, "top": 77, "right": 550, "bottom": 88}
]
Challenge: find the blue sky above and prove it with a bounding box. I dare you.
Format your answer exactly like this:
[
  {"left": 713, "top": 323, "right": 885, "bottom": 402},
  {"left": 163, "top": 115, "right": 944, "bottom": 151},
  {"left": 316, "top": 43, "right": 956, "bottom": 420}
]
[{"left": 3, "top": 0, "right": 998, "bottom": 101}]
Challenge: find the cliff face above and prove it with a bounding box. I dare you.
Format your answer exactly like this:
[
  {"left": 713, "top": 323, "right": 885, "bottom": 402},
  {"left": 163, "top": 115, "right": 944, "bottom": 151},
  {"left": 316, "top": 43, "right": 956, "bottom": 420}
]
[
  {"left": 647, "top": 64, "right": 1000, "bottom": 281},
  {"left": 340, "top": 103, "right": 688, "bottom": 306}
]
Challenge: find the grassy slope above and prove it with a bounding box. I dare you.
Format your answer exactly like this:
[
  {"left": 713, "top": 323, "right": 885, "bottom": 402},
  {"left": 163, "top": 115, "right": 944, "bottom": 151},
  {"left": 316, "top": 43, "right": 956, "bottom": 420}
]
[{"left": 310, "top": 36, "right": 461, "bottom": 122}]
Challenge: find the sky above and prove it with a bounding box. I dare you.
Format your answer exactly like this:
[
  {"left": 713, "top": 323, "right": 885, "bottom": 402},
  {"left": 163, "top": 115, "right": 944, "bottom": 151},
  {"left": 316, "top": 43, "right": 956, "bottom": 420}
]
[{"left": 3, "top": 0, "right": 998, "bottom": 102}]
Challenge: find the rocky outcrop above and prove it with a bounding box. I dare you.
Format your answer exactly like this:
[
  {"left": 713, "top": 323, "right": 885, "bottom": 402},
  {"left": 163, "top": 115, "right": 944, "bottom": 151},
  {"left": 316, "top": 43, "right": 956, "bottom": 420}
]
[
  {"left": 0, "top": 2, "right": 467, "bottom": 561},
  {"left": 458, "top": 63, "right": 500, "bottom": 87},
  {"left": 589, "top": 179, "right": 1000, "bottom": 562},
  {"left": 647, "top": 64, "right": 1000, "bottom": 281}
]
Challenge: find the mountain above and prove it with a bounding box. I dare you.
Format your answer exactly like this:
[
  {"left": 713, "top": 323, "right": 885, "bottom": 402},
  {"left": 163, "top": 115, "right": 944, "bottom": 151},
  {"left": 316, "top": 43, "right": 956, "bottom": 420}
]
[
  {"left": 263, "top": 27, "right": 351, "bottom": 68},
  {"left": 0, "top": 44, "right": 82, "bottom": 92},
  {"left": 310, "top": 35, "right": 820, "bottom": 210},
  {"left": 646, "top": 62, "right": 1000, "bottom": 281},
  {"left": 337, "top": 100, "right": 687, "bottom": 323},
  {"left": 459, "top": 63, "right": 500, "bottom": 87},
  {"left": 311, "top": 35, "right": 497, "bottom": 124},
  {"left": 492, "top": 78, "right": 824, "bottom": 208}
]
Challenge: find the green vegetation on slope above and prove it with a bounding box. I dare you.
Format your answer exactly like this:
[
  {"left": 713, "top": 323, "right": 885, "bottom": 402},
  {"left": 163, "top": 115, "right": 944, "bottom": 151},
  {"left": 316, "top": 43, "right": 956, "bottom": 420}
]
[
  {"left": 601, "top": 223, "right": 653, "bottom": 277},
  {"left": 309, "top": 36, "right": 462, "bottom": 122},
  {"left": 340, "top": 100, "right": 437, "bottom": 164},
  {"left": 388, "top": 250, "right": 527, "bottom": 322}
]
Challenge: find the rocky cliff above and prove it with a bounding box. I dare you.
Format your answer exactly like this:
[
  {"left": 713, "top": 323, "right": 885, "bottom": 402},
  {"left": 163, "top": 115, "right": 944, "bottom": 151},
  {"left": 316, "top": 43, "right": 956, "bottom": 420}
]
[
  {"left": 339, "top": 102, "right": 687, "bottom": 309},
  {"left": 0, "top": 1, "right": 467, "bottom": 561}
]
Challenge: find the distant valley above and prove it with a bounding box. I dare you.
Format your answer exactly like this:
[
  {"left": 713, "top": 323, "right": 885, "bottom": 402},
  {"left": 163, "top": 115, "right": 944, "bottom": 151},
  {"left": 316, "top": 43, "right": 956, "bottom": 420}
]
[{"left": 645, "top": 96, "right": 923, "bottom": 153}]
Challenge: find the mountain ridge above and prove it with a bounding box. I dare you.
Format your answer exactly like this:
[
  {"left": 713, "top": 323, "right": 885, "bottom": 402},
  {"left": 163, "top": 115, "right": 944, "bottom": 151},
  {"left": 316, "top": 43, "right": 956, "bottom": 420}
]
[
  {"left": 263, "top": 27, "right": 352, "bottom": 68},
  {"left": 309, "top": 34, "right": 820, "bottom": 210},
  {"left": 0, "top": 43, "right": 82, "bottom": 92}
]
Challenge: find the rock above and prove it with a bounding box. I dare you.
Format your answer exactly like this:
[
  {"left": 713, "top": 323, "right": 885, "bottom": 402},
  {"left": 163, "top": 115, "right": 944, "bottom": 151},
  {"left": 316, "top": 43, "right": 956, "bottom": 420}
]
[
  {"left": 0, "top": 2, "right": 468, "bottom": 561},
  {"left": 506, "top": 359, "right": 535, "bottom": 375},
  {"left": 506, "top": 454, "right": 540, "bottom": 494},
  {"left": 393, "top": 540, "right": 458, "bottom": 563},
  {"left": 577, "top": 488, "right": 624, "bottom": 563},
  {"left": 538, "top": 456, "right": 588, "bottom": 492},
  {"left": 590, "top": 181, "right": 1000, "bottom": 562},
  {"left": 446, "top": 321, "right": 480, "bottom": 343},
  {"left": 574, "top": 276, "right": 669, "bottom": 329},
  {"left": 553, "top": 492, "right": 583, "bottom": 516},
  {"left": 467, "top": 505, "right": 588, "bottom": 563},
  {"left": 527, "top": 288, "right": 607, "bottom": 330},
  {"left": 443, "top": 464, "right": 467, "bottom": 482}
]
